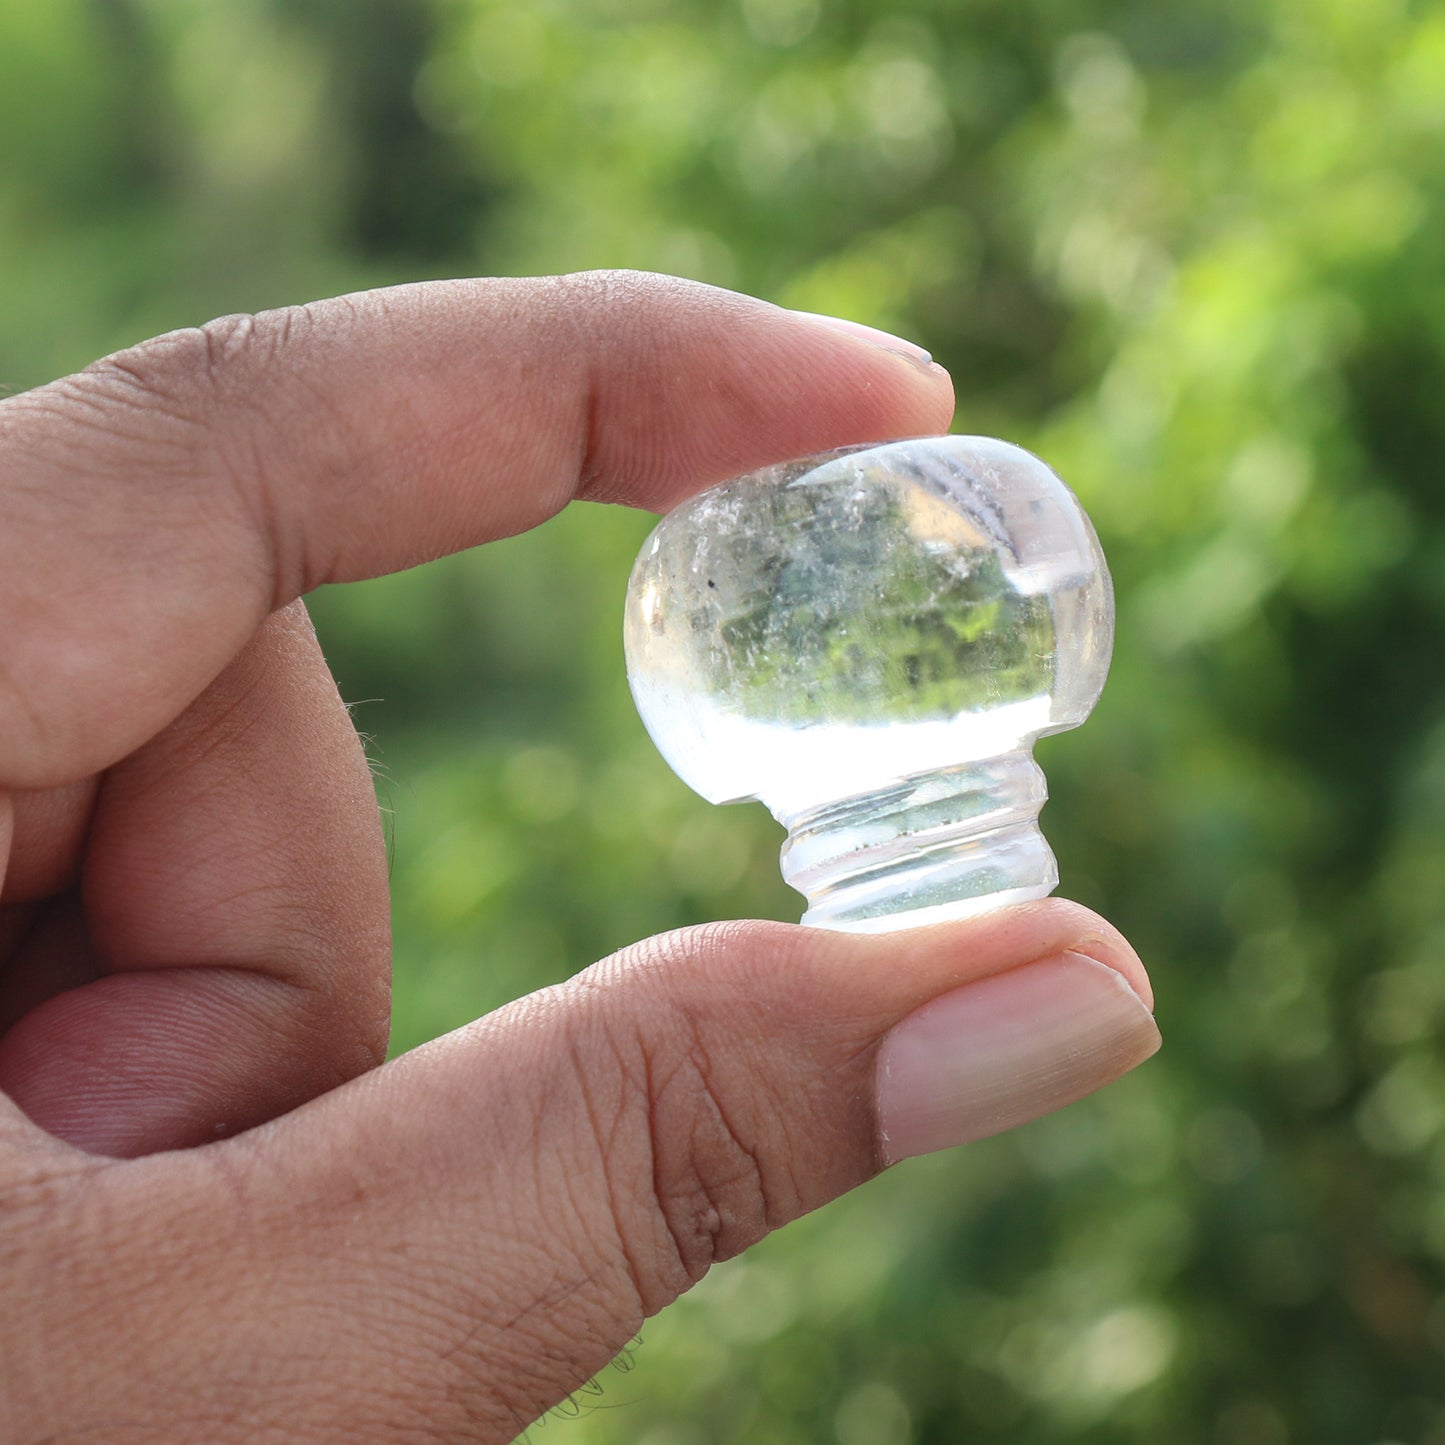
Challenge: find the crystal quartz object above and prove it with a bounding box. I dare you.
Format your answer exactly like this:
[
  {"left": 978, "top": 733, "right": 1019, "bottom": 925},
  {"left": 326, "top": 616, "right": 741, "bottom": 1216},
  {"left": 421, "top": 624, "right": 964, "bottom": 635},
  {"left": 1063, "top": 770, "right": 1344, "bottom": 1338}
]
[{"left": 623, "top": 436, "right": 1113, "bottom": 932}]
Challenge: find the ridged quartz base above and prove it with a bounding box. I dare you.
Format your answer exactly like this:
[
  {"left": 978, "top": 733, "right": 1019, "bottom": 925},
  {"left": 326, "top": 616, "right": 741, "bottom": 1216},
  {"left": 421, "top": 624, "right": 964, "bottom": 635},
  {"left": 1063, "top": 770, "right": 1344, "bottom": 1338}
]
[{"left": 777, "top": 753, "right": 1056, "bottom": 933}]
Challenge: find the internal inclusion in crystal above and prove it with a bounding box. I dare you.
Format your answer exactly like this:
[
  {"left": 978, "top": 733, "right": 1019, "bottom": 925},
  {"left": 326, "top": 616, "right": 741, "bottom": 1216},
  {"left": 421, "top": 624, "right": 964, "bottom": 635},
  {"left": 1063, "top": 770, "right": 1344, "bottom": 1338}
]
[{"left": 624, "top": 436, "right": 1113, "bottom": 931}]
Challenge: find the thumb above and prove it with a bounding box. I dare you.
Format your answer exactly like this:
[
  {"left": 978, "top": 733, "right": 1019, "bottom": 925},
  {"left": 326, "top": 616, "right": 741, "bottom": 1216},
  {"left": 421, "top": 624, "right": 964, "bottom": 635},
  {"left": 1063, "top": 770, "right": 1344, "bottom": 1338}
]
[
  {"left": 31, "top": 903, "right": 1158, "bottom": 1441},
  {"left": 253, "top": 903, "right": 1157, "bottom": 1435}
]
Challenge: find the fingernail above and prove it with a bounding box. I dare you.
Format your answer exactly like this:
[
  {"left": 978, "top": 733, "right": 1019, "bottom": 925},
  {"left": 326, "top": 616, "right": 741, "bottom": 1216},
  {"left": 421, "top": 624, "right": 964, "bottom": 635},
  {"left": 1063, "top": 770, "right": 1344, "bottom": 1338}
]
[
  {"left": 790, "top": 310, "right": 938, "bottom": 372},
  {"left": 876, "top": 952, "right": 1161, "bottom": 1164}
]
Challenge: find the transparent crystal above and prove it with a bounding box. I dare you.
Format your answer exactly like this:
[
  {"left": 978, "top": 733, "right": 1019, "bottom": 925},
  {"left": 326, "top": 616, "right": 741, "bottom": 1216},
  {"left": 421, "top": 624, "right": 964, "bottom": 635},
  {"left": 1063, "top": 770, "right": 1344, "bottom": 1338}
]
[{"left": 623, "top": 435, "right": 1113, "bottom": 932}]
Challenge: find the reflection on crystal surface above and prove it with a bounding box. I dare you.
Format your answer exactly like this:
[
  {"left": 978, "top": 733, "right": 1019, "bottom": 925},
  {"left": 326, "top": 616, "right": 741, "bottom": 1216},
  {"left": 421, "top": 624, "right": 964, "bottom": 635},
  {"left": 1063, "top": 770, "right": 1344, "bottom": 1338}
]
[{"left": 624, "top": 436, "right": 1113, "bottom": 930}]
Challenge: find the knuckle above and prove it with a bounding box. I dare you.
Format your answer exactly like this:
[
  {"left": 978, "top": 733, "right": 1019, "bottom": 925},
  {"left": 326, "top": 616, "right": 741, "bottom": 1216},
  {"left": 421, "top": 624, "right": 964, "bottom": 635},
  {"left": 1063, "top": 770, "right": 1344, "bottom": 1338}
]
[
  {"left": 199, "top": 309, "right": 269, "bottom": 372},
  {"left": 86, "top": 315, "right": 257, "bottom": 424},
  {"left": 80, "top": 306, "right": 314, "bottom": 436},
  {"left": 84, "top": 307, "right": 325, "bottom": 601},
  {"left": 592, "top": 1001, "right": 794, "bottom": 1305},
  {"left": 553, "top": 267, "right": 702, "bottom": 327}
]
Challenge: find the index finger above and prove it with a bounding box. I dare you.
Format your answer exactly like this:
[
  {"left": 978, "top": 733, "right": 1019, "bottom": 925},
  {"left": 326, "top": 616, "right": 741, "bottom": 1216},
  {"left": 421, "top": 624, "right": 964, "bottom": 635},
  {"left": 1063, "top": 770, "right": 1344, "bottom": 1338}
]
[{"left": 0, "top": 271, "right": 954, "bottom": 789}]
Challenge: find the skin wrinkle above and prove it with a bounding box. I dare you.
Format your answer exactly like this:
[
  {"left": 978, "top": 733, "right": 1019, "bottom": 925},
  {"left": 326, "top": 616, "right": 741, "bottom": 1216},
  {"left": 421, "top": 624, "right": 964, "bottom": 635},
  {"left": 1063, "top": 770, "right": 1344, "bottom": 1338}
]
[
  {"left": 641, "top": 1041, "right": 698, "bottom": 1299},
  {"left": 1, "top": 404, "right": 196, "bottom": 589},
  {"left": 277, "top": 1018, "right": 625, "bottom": 1430},
  {"left": 220, "top": 305, "right": 438, "bottom": 599},
  {"left": 194, "top": 315, "right": 322, "bottom": 610},
  {"left": 199, "top": 310, "right": 353, "bottom": 606},
  {"left": 90, "top": 884, "right": 347, "bottom": 987},
  {"left": 577, "top": 928, "right": 879, "bottom": 1248},
  {"left": 236, "top": 417, "right": 305, "bottom": 614},
  {"left": 567, "top": 1025, "right": 660, "bottom": 1318},
  {"left": 575, "top": 344, "right": 607, "bottom": 500},
  {"left": 510, "top": 282, "right": 602, "bottom": 526},
  {"left": 637, "top": 1052, "right": 713, "bottom": 1306},
  {"left": 487, "top": 1297, "right": 613, "bottom": 1431},
  {"left": 79, "top": 346, "right": 215, "bottom": 438},
  {"left": 369, "top": 1281, "right": 527, "bottom": 1434},
  {"left": 72, "top": 335, "right": 255, "bottom": 511},
  {"left": 569, "top": 280, "right": 641, "bottom": 507},
  {"left": 687, "top": 1026, "right": 773, "bottom": 1241},
  {"left": 95, "top": 859, "right": 362, "bottom": 1000},
  {"left": 0, "top": 1151, "right": 98, "bottom": 1236},
  {"left": 3, "top": 1172, "right": 114, "bottom": 1421},
  {"left": 201, "top": 311, "right": 260, "bottom": 372},
  {"left": 82, "top": 1168, "right": 338, "bottom": 1438},
  {"left": 643, "top": 1001, "right": 768, "bottom": 1285},
  {"left": 382, "top": 1254, "right": 601, "bottom": 1444},
  {"left": 647, "top": 1040, "right": 722, "bottom": 1277},
  {"left": 132, "top": 669, "right": 276, "bottom": 788}
]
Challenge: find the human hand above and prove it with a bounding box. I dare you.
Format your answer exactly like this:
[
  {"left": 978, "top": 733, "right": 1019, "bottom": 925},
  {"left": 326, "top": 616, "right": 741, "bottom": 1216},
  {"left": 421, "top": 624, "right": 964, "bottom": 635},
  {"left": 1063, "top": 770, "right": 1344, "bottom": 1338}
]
[{"left": 0, "top": 272, "right": 1160, "bottom": 1442}]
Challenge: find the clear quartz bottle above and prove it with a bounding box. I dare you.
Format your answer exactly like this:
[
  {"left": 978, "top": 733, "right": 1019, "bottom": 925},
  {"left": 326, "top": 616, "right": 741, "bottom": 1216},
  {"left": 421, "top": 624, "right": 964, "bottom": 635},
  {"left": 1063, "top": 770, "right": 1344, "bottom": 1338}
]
[{"left": 623, "top": 435, "right": 1113, "bottom": 932}]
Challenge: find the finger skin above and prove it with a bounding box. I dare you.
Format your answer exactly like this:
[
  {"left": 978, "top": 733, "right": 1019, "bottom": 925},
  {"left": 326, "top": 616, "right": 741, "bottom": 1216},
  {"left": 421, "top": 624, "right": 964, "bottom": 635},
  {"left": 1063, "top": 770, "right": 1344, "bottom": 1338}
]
[
  {"left": 0, "top": 603, "right": 390, "bottom": 1156},
  {"left": 0, "top": 780, "right": 96, "bottom": 906},
  {"left": 0, "top": 272, "right": 954, "bottom": 789},
  {"left": 0, "top": 901, "right": 1154, "bottom": 1442}
]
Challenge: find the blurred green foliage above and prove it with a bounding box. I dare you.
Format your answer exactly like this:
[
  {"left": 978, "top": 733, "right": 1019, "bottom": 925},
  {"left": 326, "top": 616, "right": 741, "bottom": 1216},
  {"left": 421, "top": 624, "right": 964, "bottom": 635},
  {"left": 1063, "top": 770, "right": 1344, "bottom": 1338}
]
[{"left": 3, "top": 0, "right": 1445, "bottom": 1441}]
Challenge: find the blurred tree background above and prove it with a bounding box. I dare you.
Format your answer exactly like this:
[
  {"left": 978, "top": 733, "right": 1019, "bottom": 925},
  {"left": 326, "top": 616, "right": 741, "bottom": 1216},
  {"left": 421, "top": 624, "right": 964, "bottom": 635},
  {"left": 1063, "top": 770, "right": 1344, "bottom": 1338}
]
[{"left": 3, "top": 0, "right": 1445, "bottom": 1440}]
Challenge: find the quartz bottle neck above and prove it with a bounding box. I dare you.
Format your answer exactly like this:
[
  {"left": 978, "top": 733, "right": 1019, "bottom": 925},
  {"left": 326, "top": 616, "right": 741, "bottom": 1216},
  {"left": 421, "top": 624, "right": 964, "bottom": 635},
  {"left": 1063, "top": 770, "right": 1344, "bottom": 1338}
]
[{"left": 776, "top": 751, "right": 1056, "bottom": 933}]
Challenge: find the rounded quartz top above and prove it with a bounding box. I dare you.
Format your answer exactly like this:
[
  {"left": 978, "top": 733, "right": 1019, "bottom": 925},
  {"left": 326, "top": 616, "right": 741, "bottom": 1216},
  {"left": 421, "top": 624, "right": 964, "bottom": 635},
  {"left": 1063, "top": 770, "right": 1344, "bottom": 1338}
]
[{"left": 624, "top": 435, "right": 1113, "bottom": 815}]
